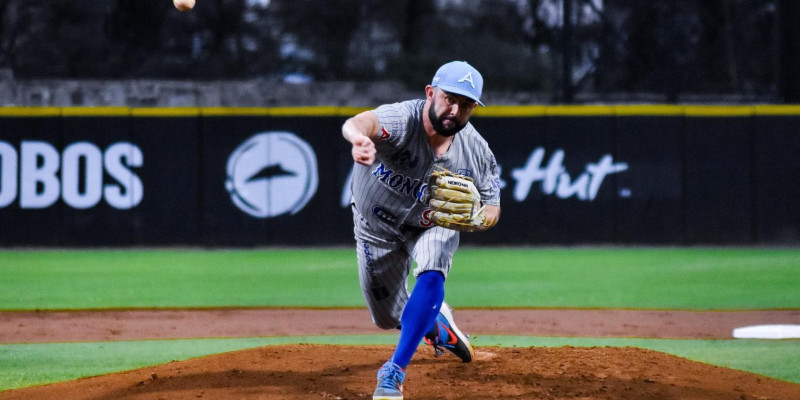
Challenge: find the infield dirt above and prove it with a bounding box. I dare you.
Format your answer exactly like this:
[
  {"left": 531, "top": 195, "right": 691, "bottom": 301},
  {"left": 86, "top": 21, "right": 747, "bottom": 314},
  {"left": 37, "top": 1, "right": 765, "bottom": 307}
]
[{"left": 1, "top": 308, "right": 799, "bottom": 399}]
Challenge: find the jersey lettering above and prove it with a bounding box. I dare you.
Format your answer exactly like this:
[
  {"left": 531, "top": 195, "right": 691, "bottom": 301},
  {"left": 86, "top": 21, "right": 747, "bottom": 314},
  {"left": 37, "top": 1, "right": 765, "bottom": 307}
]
[
  {"left": 372, "top": 163, "right": 427, "bottom": 203},
  {"left": 420, "top": 209, "right": 433, "bottom": 227}
]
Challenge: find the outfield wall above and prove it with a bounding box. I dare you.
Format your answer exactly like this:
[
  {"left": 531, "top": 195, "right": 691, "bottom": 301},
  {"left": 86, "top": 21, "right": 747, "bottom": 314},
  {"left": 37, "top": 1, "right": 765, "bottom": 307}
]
[{"left": 0, "top": 105, "right": 798, "bottom": 246}]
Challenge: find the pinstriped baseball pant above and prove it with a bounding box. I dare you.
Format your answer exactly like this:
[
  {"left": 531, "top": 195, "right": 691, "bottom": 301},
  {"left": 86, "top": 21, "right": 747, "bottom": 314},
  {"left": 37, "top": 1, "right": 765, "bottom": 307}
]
[{"left": 352, "top": 207, "right": 459, "bottom": 329}]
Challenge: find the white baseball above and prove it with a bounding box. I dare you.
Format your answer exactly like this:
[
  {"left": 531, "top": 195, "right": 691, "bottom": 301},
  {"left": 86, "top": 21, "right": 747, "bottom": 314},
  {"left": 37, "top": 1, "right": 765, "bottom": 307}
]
[{"left": 173, "top": 0, "right": 195, "bottom": 12}]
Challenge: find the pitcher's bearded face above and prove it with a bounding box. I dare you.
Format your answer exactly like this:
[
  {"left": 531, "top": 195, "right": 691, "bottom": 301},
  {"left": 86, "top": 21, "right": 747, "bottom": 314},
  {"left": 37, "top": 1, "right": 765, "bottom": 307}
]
[{"left": 428, "top": 89, "right": 476, "bottom": 137}]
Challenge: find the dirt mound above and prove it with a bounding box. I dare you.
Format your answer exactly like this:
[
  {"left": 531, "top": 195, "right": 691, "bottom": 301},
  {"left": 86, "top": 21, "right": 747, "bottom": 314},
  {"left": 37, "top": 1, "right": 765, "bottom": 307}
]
[{"left": 2, "top": 344, "right": 797, "bottom": 400}]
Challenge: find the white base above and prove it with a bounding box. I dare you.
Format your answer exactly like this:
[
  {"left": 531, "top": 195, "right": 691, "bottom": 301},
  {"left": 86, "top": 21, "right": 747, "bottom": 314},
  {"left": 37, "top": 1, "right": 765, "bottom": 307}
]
[{"left": 732, "top": 324, "right": 800, "bottom": 339}]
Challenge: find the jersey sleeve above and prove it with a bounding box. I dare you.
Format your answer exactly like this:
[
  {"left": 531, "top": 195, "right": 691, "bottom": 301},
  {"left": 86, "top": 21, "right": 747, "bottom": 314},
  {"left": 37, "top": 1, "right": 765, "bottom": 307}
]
[
  {"left": 372, "top": 100, "right": 421, "bottom": 149},
  {"left": 478, "top": 149, "right": 501, "bottom": 206}
]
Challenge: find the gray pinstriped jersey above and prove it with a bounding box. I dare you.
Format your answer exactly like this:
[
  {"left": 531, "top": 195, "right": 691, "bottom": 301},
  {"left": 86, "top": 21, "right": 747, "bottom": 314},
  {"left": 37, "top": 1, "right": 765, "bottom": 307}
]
[
  {"left": 351, "top": 99, "right": 501, "bottom": 237},
  {"left": 351, "top": 99, "right": 501, "bottom": 328}
]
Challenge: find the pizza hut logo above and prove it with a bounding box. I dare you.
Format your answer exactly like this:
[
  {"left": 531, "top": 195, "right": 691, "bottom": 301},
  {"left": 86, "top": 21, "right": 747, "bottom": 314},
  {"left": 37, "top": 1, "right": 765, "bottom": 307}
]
[
  {"left": 225, "top": 132, "right": 318, "bottom": 218},
  {"left": 511, "top": 147, "right": 628, "bottom": 201}
]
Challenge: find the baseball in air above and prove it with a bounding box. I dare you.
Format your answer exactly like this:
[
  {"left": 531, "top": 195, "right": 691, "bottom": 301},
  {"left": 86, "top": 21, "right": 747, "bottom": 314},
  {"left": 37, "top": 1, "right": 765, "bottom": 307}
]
[{"left": 173, "top": 0, "right": 195, "bottom": 12}]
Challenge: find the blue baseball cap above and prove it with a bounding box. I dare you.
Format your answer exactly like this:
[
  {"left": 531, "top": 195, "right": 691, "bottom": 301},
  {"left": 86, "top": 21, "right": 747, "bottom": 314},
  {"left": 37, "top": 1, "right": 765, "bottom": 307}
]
[{"left": 431, "top": 61, "right": 485, "bottom": 106}]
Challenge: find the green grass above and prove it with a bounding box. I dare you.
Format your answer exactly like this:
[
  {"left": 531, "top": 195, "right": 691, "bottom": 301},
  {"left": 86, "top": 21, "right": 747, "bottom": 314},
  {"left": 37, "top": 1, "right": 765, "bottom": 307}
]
[
  {"left": 1, "top": 336, "right": 797, "bottom": 391},
  {"left": 0, "top": 336, "right": 396, "bottom": 391},
  {"left": 0, "top": 247, "right": 798, "bottom": 392},
  {"left": 449, "top": 247, "right": 800, "bottom": 309},
  {"left": 0, "top": 247, "right": 798, "bottom": 310},
  {"left": 0, "top": 249, "right": 363, "bottom": 309}
]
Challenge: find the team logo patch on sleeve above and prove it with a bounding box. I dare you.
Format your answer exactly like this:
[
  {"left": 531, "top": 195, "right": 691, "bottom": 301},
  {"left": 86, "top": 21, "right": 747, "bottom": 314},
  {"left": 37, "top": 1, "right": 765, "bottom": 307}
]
[{"left": 379, "top": 126, "right": 391, "bottom": 140}]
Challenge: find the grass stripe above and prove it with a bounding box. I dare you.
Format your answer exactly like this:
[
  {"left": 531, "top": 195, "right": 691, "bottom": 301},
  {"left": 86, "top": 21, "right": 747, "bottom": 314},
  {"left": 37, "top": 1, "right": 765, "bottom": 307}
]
[{"left": 0, "top": 248, "right": 797, "bottom": 310}]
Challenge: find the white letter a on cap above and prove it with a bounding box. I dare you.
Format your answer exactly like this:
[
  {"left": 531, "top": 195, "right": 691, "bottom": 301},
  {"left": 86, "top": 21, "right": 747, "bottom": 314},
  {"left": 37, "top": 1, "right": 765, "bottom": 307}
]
[{"left": 458, "top": 72, "right": 475, "bottom": 88}]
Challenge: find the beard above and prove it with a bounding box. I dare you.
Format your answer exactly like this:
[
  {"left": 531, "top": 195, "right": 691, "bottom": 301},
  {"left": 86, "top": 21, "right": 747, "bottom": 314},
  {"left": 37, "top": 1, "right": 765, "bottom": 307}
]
[{"left": 428, "top": 98, "right": 466, "bottom": 137}]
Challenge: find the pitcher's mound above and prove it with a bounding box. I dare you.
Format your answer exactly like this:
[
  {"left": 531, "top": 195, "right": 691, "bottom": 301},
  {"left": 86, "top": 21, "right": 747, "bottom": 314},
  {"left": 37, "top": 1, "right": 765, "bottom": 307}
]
[{"left": 1, "top": 344, "right": 798, "bottom": 399}]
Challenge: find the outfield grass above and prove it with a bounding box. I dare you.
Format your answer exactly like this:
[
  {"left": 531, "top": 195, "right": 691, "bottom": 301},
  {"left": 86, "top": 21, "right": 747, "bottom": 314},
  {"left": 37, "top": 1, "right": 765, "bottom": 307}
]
[
  {"left": 0, "top": 247, "right": 798, "bottom": 391},
  {"left": 0, "top": 247, "right": 798, "bottom": 310}
]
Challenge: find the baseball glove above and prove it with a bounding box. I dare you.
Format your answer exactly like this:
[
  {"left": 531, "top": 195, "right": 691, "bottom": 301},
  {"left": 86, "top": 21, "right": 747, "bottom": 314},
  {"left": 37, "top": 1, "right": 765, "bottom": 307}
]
[{"left": 427, "top": 167, "right": 489, "bottom": 232}]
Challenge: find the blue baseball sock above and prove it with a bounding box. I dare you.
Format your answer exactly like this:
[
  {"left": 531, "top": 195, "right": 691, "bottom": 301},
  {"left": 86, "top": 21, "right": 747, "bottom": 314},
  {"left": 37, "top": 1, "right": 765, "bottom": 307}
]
[{"left": 390, "top": 271, "right": 444, "bottom": 369}]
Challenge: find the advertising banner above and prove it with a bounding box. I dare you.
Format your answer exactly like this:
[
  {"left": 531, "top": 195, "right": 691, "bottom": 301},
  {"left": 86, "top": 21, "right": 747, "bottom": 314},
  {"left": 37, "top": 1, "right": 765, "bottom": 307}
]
[
  {"left": 201, "top": 114, "right": 353, "bottom": 246},
  {"left": 130, "top": 111, "right": 203, "bottom": 245},
  {"left": 58, "top": 110, "right": 138, "bottom": 246},
  {"left": 1, "top": 106, "right": 798, "bottom": 246},
  {"left": 684, "top": 111, "right": 754, "bottom": 244},
  {"left": 472, "top": 113, "right": 628, "bottom": 245},
  {"left": 0, "top": 113, "right": 63, "bottom": 245},
  {"left": 613, "top": 115, "right": 685, "bottom": 244},
  {"left": 753, "top": 110, "right": 800, "bottom": 243}
]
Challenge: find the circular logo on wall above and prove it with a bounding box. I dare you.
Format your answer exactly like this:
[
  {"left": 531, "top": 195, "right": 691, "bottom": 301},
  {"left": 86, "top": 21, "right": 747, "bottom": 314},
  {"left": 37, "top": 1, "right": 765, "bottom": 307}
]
[{"left": 225, "top": 132, "right": 318, "bottom": 218}]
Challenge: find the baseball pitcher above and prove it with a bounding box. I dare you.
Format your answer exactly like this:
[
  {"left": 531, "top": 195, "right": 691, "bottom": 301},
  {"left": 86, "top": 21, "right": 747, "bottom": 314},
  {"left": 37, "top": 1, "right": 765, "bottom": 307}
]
[{"left": 342, "top": 61, "right": 501, "bottom": 400}]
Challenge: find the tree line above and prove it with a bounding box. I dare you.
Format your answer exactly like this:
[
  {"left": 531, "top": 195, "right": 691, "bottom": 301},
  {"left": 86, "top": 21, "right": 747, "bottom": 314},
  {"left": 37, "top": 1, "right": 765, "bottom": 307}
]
[{"left": 1, "top": 0, "right": 795, "bottom": 102}]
